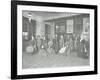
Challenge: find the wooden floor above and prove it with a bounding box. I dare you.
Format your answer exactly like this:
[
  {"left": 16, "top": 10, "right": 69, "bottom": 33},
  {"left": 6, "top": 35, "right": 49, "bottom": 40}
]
[{"left": 22, "top": 50, "right": 89, "bottom": 69}]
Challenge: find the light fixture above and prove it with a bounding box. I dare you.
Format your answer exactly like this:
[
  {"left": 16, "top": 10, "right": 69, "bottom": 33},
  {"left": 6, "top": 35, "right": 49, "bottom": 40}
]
[
  {"left": 27, "top": 12, "right": 32, "bottom": 17},
  {"left": 27, "top": 12, "right": 32, "bottom": 22}
]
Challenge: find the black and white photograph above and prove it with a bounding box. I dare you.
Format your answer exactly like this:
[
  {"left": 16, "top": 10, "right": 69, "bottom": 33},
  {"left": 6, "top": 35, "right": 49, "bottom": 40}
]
[
  {"left": 11, "top": 1, "right": 97, "bottom": 79},
  {"left": 22, "top": 11, "right": 90, "bottom": 69}
]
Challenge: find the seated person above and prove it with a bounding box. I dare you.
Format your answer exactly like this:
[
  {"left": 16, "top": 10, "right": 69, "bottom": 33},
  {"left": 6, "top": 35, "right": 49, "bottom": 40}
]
[
  {"left": 47, "top": 39, "right": 55, "bottom": 55},
  {"left": 26, "top": 36, "right": 36, "bottom": 54},
  {"left": 42, "top": 37, "right": 48, "bottom": 51},
  {"left": 59, "top": 35, "right": 64, "bottom": 49},
  {"left": 38, "top": 44, "right": 47, "bottom": 56}
]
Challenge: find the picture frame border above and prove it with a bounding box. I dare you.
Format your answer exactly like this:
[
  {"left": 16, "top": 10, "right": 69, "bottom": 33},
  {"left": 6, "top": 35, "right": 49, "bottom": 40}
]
[{"left": 11, "top": 0, "right": 98, "bottom": 79}]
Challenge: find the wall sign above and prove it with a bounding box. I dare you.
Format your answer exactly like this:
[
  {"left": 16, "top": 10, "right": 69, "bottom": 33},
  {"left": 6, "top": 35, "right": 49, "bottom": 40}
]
[{"left": 66, "top": 19, "right": 73, "bottom": 33}]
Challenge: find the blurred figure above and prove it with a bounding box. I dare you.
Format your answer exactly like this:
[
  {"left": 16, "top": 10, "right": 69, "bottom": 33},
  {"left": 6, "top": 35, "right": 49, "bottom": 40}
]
[
  {"left": 75, "top": 34, "right": 80, "bottom": 50},
  {"left": 58, "top": 35, "right": 67, "bottom": 55},
  {"left": 79, "top": 32, "right": 89, "bottom": 58},
  {"left": 47, "top": 39, "right": 55, "bottom": 55},
  {"left": 48, "top": 39, "right": 53, "bottom": 48},
  {"left": 42, "top": 36, "right": 48, "bottom": 51},
  {"left": 64, "top": 35, "right": 70, "bottom": 56},
  {"left": 69, "top": 36, "right": 73, "bottom": 55},
  {"left": 72, "top": 33, "right": 76, "bottom": 50},
  {"left": 26, "top": 35, "right": 37, "bottom": 54},
  {"left": 36, "top": 35, "right": 42, "bottom": 52},
  {"left": 53, "top": 34, "right": 59, "bottom": 53},
  {"left": 39, "top": 44, "right": 47, "bottom": 56},
  {"left": 59, "top": 35, "right": 64, "bottom": 49}
]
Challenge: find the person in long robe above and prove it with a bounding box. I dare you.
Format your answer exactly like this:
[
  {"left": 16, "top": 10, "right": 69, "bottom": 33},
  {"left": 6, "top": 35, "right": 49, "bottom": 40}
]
[
  {"left": 53, "top": 34, "right": 59, "bottom": 53},
  {"left": 36, "top": 35, "right": 42, "bottom": 52}
]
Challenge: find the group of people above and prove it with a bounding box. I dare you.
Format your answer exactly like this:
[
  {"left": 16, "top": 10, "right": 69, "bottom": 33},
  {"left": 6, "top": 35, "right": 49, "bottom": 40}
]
[{"left": 26, "top": 33, "right": 82, "bottom": 56}]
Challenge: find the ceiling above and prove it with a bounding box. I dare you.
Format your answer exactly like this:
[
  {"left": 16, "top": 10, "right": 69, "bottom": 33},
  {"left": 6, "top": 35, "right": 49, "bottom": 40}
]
[{"left": 23, "top": 10, "right": 81, "bottom": 21}]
